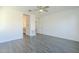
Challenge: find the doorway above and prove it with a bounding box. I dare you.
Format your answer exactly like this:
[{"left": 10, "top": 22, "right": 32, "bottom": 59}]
[{"left": 23, "top": 14, "right": 30, "bottom": 35}]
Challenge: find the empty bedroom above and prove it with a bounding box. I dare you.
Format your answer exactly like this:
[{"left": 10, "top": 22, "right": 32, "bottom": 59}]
[{"left": 0, "top": 6, "right": 79, "bottom": 53}]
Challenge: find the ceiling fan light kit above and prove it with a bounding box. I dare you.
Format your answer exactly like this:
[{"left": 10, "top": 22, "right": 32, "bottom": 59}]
[{"left": 39, "top": 9, "right": 44, "bottom": 12}]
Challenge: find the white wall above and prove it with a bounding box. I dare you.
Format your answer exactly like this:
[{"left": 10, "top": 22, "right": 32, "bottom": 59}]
[
  {"left": 29, "top": 14, "right": 36, "bottom": 36},
  {"left": 37, "top": 8, "right": 79, "bottom": 41},
  {"left": 0, "top": 7, "right": 23, "bottom": 43}
]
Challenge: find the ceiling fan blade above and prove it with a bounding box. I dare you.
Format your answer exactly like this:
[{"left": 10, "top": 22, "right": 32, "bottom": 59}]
[
  {"left": 37, "top": 6, "right": 49, "bottom": 9},
  {"left": 44, "top": 6, "right": 49, "bottom": 8},
  {"left": 41, "top": 6, "right": 49, "bottom": 10},
  {"left": 44, "top": 10, "right": 48, "bottom": 12}
]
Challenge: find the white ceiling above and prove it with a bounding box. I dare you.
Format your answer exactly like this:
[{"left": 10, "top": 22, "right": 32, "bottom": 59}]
[
  {"left": 1, "top": 6, "right": 79, "bottom": 13},
  {"left": 48, "top": 6, "right": 79, "bottom": 14},
  {"left": 1, "top": 6, "right": 79, "bottom": 16},
  {"left": 13, "top": 6, "right": 79, "bottom": 16},
  {"left": 13, "top": 6, "right": 79, "bottom": 13}
]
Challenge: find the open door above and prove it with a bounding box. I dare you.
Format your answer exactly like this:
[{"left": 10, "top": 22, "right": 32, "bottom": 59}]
[{"left": 23, "top": 14, "right": 30, "bottom": 35}]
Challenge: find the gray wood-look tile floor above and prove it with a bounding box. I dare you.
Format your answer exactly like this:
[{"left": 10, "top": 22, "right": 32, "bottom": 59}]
[{"left": 0, "top": 34, "right": 79, "bottom": 53}]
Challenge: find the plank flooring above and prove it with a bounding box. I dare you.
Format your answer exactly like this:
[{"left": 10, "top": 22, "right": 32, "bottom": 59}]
[{"left": 0, "top": 34, "right": 79, "bottom": 53}]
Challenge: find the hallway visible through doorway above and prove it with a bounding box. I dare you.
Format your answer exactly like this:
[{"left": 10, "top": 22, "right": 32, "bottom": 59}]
[{"left": 23, "top": 14, "right": 30, "bottom": 35}]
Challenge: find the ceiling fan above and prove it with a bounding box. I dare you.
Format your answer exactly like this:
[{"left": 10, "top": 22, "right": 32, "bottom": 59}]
[
  {"left": 28, "top": 6, "right": 49, "bottom": 13},
  {"left": 37, "top": 6, "right": 49, "bottom": 12}
]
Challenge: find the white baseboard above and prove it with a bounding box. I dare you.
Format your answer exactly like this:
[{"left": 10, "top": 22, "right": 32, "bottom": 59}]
[{"left": 37, "top": 32, "right": 79, "bottom": 42}]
